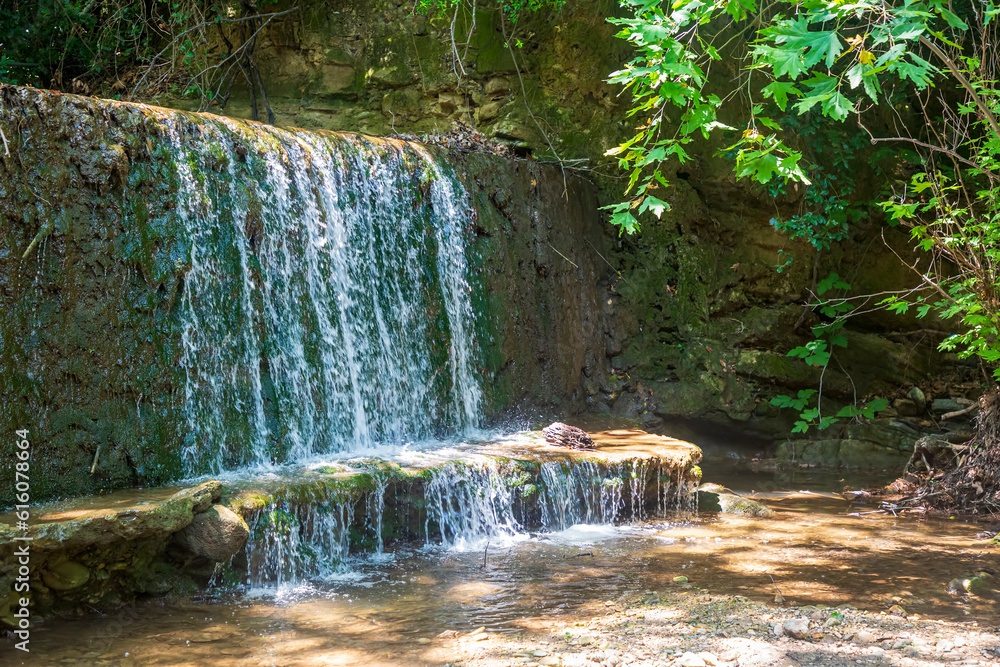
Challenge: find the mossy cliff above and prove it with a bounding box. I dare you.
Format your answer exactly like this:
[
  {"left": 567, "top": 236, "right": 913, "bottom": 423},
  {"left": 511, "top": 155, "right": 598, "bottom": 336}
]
[
  {"left": 0, "top": 84, "right": 609, "bottom": 504},
  {"left": 150, "top": 1, "right": 957, "bottom": 447}
]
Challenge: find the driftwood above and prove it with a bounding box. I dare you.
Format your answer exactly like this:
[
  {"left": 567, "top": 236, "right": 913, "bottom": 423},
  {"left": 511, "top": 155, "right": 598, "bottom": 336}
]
[{"left": 542, "top": 422, "right": 596, "bottom": 450}]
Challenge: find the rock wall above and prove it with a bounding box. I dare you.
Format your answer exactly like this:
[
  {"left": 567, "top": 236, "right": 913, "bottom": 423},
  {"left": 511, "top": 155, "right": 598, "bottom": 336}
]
[
  {"left": 154, "top": 0, "right": 629, "bottom": 167},
  {"left": 0, "top": 85, "right": 608, "bottom": 503},
  {"left": 147, "top": 0, "right": 962, "bottom": 445}
]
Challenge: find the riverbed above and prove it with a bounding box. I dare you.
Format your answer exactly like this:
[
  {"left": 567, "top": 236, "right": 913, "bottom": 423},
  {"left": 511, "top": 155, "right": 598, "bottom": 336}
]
[{"left": 12, "top": 457, "right": 998, "bottom": 667}]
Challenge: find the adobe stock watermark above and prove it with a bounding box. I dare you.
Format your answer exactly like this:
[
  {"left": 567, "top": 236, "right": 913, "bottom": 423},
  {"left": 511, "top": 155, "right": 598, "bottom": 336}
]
[{"left": 12, "top": 428, "right": 32, "bottom": 652}]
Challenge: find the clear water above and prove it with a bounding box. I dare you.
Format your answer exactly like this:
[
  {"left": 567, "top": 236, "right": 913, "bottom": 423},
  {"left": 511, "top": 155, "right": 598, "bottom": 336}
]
[{"left": 19, "top": 462, "right": 999, "bottom": 667}]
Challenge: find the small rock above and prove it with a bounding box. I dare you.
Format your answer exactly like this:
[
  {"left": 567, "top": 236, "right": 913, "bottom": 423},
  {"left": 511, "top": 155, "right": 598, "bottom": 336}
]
[
  {"left": 892, "top": 639, "right": 911, "bottom": 650},
  {"left": 893, "top": 398, "right": 919, "bottom": 416},
  {"left": 907, "top": 386, "right": 927, "bottom": 412},
  {"left": 936, "top": 639, "right": 955, "bottom": 652},
  {"left": 782, "top": 618, "right": 810, "bottom": 639},
  {"left": 698, "top": 652, "right": 720, "bottom": 666},
  {"left": 673, "top": 576, "right": 689, "bottom": 584},
  {"left": 676, "top": 652, "right": 707, "bottom": 667},
  {"left": 931, "top": 398, "right": 965, "bottom": 414},
  {"left": 856, "top": 630, "right": 876, "bottom": 643},
  {"left": 532, "top": 650, "right": 550, "bottom": 657},
  {"left": 538, "top": 657, "right": 560, "bottom": 666},
  {"left": 416, "top": 638, "right": 431, "bottom": 645},
  {"left": 173, "top": 504, "right": 249, "bottom": 562},
  {"left": 772, "top": 623, "right": 784, "bottom": 637},
  {"left": 42, "top": 561, "right": 90, "bottom": 591}
]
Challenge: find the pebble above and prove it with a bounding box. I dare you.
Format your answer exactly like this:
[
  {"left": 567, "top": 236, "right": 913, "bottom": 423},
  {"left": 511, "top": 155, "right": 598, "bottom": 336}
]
[
  {"left": 856, "top": 630, "right": 876, "bottom": 643},
  {"left": 676, "top": 652, "right": 707, "bottom": 667},
  {"left": 416, "top": 638, "right": 431, "bottom": 644},
  {"left": 532, "top": 650, "right": 550, "bottom": 657},
  {"left": 538, "top": 657, "right": 560, "bottom": 666},
  {"left": 782, "top": 618, "right": 810, "bottom": 639}
]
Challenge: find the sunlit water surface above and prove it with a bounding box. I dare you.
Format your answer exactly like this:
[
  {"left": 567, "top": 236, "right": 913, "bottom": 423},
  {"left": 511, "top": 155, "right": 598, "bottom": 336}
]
[{"left": 13, "top": 461, "right": 999, "bottom": 667}]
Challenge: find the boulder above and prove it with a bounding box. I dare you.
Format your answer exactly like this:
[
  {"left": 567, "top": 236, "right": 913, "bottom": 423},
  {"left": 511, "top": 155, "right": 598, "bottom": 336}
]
[
  {"left": 931, "top": 398, "right": 966, "bottom": 415},
  {"left": 173, "top": 505, "right": 249, "bottom": 562}
]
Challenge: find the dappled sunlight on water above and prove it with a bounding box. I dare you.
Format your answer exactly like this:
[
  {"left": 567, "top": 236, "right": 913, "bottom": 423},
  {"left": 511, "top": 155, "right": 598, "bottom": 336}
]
[{"left": 13, "top": 464, "right": 999, "bottom": 666}]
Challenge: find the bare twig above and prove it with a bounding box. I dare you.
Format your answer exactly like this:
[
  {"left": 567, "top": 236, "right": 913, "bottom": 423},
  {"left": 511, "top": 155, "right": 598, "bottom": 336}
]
[
  {"left": 868, "top": 136, "right": 996, "bottom": 177},
  {"left": 129, "top": 7, "right": 299, "bottom": 101},
  {"left": 548, "top": 242, "right": 579, "bottom": 268},
  {"left": 918, "top": 35, "right": 1000, "bottom": 143},
  {"left": 942, "top": 404, "right": 979, "bottom": 420}
]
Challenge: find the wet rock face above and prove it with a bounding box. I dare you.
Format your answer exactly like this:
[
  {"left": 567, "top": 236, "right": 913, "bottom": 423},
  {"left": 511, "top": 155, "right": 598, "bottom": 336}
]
[
  {"left": 174, "top": 505, "right": 250, "bottom": 562},
  {"left": 0, "top": 85, "right": 609, "bottom": 504}
]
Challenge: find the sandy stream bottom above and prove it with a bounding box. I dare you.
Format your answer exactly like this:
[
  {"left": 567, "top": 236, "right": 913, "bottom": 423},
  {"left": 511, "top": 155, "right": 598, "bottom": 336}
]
[{"left": 10, "top": 489, "right": 1000, "bottom": 667}]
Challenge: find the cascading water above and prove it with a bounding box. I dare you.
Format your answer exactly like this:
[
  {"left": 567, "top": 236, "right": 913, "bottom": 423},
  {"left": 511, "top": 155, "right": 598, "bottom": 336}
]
[
  {"left": 128, "top": 110, "right": 702, "bottom": 594},
  {"left": 165, "top": 118, "right": 482, "bottom": 473},
  {"left": 238, "top": 455, "right": 697, "bottom": 588}
]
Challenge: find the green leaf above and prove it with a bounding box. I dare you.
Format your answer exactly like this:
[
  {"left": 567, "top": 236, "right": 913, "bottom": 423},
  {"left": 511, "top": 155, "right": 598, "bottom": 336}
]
[
  {"left": 756, "top": 45, "right": 807, "bottom": 80},
  {"left": 761, "top": 80, "right": 799, "bottom": 111},
  {"left": 937, "top": 8, "right": 968, "bottom": 31}
]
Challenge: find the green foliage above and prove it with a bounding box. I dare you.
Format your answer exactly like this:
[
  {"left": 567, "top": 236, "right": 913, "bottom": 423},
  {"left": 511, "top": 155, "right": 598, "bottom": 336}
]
[
  {"left": 880, "top": 163, "right": 1000, "bottom": 377},
  {"left": 765, "top": 114, "right": 873, "bottom": 256},
  {"left": 610, "top": 0, "right": 1000, "bottom": 416},
  {"left": 770, "top": 274, "right": 888, "bottom": 433},
  {"left": 605, "top": 0, "right": 972, "bottom": 234},
  {"left": 0, "top": 0, "right": 286, "bottom": 108}
]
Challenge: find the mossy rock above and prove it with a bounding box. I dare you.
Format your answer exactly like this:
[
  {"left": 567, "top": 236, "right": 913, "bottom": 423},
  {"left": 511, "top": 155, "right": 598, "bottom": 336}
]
[
  {"left": 698, "top": 483, "right": 774, "bottom": 518},
  {"left": 41, "top": 561, "right": 91, "bottom": 591}
]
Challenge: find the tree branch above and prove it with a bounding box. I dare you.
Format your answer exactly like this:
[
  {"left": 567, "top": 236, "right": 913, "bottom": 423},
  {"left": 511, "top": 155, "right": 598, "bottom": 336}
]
[
  {"left": 869, "top": 136, "right": 995, "bottom": 177},
  {"left": 129, "top": 7, "right": 299, "bottom": 101},
  {"left": 918, "top": 35, "right": 1000, "bottom": 143}
]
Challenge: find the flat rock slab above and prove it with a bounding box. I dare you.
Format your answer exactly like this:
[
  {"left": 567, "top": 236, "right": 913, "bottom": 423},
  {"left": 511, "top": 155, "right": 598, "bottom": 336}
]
[
  {"left": 472, "top": 428, "right": 702, "bottom": 469},
  {"left": 0, "top": 480, "right": 221, "bottom": 554}
]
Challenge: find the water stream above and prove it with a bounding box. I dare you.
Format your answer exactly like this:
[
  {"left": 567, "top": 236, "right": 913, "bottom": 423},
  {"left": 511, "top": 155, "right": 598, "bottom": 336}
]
[{"left": 18, "top": 459, "right": 998, "bottom": 667}]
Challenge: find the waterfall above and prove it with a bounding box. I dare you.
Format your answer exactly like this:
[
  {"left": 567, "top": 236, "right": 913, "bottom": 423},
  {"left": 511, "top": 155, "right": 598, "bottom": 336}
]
[
  {"left": 162, "top": 118, "right": 482, "bottom": 473},
  {"left": 238, "top": 455, "right": 695, "bottom": 588}
]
